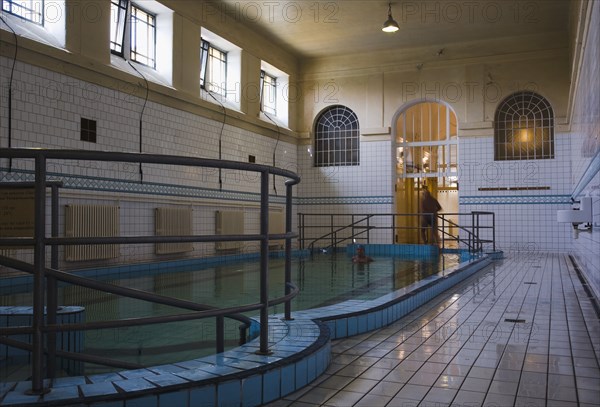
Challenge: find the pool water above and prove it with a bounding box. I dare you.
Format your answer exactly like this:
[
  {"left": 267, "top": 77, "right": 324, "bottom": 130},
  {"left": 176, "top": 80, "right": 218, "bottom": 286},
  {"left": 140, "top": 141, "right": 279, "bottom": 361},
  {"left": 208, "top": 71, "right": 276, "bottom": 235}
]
[{"left": 1, "top": 252, "right": 460, "bottom": 379}]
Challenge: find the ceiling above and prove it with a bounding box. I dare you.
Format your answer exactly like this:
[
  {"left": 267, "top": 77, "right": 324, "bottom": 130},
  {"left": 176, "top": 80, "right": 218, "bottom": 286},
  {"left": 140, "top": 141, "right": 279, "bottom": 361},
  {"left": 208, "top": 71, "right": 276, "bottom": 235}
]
[{"left": 217, "top": 0, "right": 572, "bottom": 60}]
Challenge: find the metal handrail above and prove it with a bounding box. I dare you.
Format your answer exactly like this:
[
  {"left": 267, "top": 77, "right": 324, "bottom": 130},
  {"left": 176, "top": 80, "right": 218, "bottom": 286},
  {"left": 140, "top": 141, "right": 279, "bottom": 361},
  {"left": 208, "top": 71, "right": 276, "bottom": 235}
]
[
  {"left": 0, "top": 148, "right": 301, "bottom": 395},
  {"left": 298, "top": 212, "right": 496, "bottom": 253},
  {"left": 307, "top": 215, "right": 376, "bottom": 252},
  {"left": 437, "top": 212, "right": 495, "bottom": 253}
]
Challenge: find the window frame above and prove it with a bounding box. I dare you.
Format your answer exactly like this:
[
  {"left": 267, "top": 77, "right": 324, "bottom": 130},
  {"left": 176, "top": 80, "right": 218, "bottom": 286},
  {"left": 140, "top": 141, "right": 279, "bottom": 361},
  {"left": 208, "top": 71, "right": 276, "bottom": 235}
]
[
  {"left": 2, "top": 0, "right": 44, "bottom": 25},
  {"left": 109, "top": 1, "right": 157, "bottom": 69},
  {"left": 129, "top": 3, "right": 156, "bottom": 68},
  {"left": 200, "top": 39, "right": 228, "bottom": 96},
  {"left": 260, "top": 70, "right": 277, "bottom": 116},
  {"left": 314, "top": 105, "right": 360, "bottom": 167},
  {"left": 110, "top": 0, "right": 128, "bottom": 56},
  {"left": 494, "top": 91, "right": 555, "bottom": 161}
]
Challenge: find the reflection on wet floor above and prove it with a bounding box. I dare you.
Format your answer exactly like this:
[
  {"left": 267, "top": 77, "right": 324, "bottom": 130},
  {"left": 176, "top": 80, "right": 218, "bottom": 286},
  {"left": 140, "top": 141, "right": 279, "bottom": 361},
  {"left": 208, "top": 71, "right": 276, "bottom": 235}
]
[{"left": 268, "top": 253, "right": 600, "bottom": 407}]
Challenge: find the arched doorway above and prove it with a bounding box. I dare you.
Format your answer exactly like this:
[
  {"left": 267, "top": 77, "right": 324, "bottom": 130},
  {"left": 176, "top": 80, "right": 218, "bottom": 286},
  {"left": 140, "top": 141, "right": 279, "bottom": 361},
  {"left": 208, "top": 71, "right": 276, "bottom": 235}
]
[{"left": 393, "top": 101, "right": 459, "bottom": 244}]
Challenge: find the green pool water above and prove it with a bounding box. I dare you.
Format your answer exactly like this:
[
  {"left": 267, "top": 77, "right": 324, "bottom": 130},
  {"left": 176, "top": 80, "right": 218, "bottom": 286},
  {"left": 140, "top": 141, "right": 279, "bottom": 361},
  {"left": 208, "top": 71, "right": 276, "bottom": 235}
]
[{"left": 1, "top": 252, "right": 460, "bottom": 379}]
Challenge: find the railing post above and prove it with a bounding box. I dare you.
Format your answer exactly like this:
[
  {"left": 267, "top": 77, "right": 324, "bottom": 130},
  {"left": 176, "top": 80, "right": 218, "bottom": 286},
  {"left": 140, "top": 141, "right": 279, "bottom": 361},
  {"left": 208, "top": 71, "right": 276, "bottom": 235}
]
[
  {"left": 474, "top": 212, "right": 481, "bottom": 252},
  {"left": 258, "top": 170, "right": 271, "bottom": 354},
  {"left": 440, "top": 214, "right": 445, "bottom": 250},
  {"left": 492, "top": 212, "right": 496, "bottom": 252},
  {"left": 216, "top": 316, "right": 225, "bottom": 353},
  {"left": 470, "top": 212, "right": 475, "bottom": 253},
  {"left": 330, "top": 214, "right": 334, "bottom": 249},
  {"left": 284, "top": 182, "right": 293, "bottom": 320},
  {"left": 46, "top": 184, "right": 59, "bottom": 378},
  {"left": 298, "top": 213, "right": 303, "bottom": 250},
  {"left": 30, "top": 153, "right": 48, "bottom": 395}
]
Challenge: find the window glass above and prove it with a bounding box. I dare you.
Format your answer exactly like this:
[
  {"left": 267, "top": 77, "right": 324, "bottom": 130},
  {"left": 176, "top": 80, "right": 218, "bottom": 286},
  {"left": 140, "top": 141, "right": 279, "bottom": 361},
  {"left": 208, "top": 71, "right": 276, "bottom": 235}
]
[
  {"left": 314, "top": 106, "right": 360, "bottom": 167},
  {"left": 130, "top": 4, "right": 156, "bottom": 68},
  {"left": 110, "top": 0, "right": 128, "bottom": 55},
  {"left": 200, "top": 40, "right": 227, "bottom": 95},
  {"left": 2, "top": 0, "right": 43, "bottom": 24},
  {"left": 260, "top": 70, "right": 277, "bottom": 115},
  {"left": 494, "top": 91, "right": 554, "bottom": 160}
]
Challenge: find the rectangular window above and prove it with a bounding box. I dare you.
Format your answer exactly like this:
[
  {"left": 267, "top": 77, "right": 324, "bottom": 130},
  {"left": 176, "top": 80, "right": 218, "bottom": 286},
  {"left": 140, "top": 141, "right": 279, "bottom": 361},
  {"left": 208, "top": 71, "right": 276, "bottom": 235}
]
[
  {"left": 2, "top": 0, "right": 43, "bottom": 24},
  {"left": 200, "top": 39, "right": 227, "bottom": 96},
  {"left": 130, "top": 4, "right": 156, "bottom": 68},
  {"left": 80, "top": 118, "right": 97, "bottom": 143},
  {"left": 260, "top": 70, "right": 277, "bottom": 116},
  {"left": 110, "top": 0, "right": 128, "bottom": 55}
]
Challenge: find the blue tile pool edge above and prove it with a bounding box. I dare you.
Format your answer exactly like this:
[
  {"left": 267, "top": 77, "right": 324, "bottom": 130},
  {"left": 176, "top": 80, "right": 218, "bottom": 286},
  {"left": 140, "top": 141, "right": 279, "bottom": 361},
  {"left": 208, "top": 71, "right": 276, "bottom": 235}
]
[
  {"left": 314, "top": 255, "right": 493, "bottom": 340},
  {"left": 0, "top": 319, "right": 332, "bottom": 407},
  {"left": 0, "top": 253, "right": 494, "bottom": 407}
]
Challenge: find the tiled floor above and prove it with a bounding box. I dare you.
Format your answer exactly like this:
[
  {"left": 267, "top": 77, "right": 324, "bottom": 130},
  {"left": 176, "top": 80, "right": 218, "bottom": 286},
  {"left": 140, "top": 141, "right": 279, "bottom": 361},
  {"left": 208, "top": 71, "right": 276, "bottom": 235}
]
[{"left": 267, "top": 253, "right": 600, "bottom": 406}]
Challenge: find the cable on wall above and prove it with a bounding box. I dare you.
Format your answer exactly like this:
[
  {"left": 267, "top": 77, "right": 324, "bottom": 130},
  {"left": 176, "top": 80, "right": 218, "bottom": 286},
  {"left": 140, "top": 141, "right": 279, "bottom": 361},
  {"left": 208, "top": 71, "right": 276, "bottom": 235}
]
[
  {"left": 262, "top": 111, "right": 281, "bottom": 196},
  {"left": 206, "top": 91, "right": 227, "bottom": 191},
  {"left": 126, "top": 61, "right": 149, "bottom": 183},
  {"left": 0, "top": 16, "right": 18, "bottom": 172}
]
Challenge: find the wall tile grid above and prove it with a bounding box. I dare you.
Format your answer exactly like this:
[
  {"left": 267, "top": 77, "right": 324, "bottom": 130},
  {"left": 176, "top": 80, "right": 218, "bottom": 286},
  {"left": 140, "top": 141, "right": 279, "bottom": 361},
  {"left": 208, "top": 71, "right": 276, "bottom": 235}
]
[
  {"left": 0, "top": 58, "right": 299, "bottom": 267},
  {"left": 297, "top": 140, "right": 391, "bottom": 201},
  {"left": 569, "top": 3, "right": 600, "bottom": 299},
  {"left": 296, "top": 140, "right": 393, "bottom": 244},
  {"left": 0, "top": 58, "right": 297, "bottom": 193},
  {"left": 458, "top": 134, "right": 573, "bottom": 252}
]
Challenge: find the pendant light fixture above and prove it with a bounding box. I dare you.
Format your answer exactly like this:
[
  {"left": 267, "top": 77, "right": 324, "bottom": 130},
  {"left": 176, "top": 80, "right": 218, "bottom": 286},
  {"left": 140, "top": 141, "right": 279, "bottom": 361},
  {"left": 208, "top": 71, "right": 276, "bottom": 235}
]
[{"left": 382, "top": 3, "right": 399, "bottom": 33}]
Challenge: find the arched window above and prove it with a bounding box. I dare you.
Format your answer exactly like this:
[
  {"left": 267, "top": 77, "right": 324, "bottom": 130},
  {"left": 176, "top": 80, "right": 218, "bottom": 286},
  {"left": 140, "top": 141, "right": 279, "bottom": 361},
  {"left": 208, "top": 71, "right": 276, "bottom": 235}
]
[
  {"left": 494, "top": 91, "right": 554, "bottom": 160},
  {"left": 314, "top": 105, "right": 360, "bottom": 167}
]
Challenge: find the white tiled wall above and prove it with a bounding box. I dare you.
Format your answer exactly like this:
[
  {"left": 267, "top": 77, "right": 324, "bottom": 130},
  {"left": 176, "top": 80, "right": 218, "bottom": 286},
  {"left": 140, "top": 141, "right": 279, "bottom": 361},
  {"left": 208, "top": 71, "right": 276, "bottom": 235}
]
[
  {"left": 458, "top": 134, "right": 573, "bottom": 253},
  {"left": 296, "top": 139, "right": 394, "bottom": 245},
  {"left": 0, "top": 58, "right": 296, "bottom": 192},
  {"left": 458, "top": 136, "right": 572, "bottom": 195},
  {"left": 297, "top": 140, "right": 392, "bottom": 201},
  {"left": 0, "top": 58, "right": 298, "bottom": 266},
  {"left": 568, "top": 3, "right": 600, "bottom": 299}
]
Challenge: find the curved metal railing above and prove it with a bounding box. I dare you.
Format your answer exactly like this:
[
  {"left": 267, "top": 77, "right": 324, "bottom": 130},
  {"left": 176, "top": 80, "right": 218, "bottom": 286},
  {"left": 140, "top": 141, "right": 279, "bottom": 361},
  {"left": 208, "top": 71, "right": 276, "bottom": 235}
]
[{"left": 0, "top": 148, "right": 301, "bottom": 394}]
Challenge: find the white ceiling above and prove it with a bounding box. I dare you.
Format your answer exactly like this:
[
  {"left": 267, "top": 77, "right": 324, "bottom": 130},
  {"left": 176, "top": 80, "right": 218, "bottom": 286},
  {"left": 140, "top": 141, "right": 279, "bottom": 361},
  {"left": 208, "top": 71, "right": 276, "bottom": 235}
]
[{"left": 217, "top": 0, "right": 571, "bottom": 60}]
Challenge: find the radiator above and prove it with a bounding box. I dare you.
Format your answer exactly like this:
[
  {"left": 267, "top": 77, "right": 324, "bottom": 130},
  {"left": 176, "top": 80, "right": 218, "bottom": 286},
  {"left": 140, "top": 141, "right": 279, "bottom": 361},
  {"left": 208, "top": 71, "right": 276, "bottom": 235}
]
[
  {"left": 155, "top": 207, "right": 193, "bottom": 254},
  {"left": 215, "top": 211, "right": 244, "bottom": 251},
  {"left": 0, "top": 249, "right": 14, "bottom": 257},
  {"left": 65, "top": 205, "right": 120, "bottom": 261},
  {"left": 269, "top": 211, "right": 285, "bottom": 249}
]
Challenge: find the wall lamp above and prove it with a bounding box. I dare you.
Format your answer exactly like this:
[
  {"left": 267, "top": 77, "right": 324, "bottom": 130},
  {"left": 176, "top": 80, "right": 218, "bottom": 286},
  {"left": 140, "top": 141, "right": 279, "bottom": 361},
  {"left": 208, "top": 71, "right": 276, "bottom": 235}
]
[{"left": 382, "top": 3, "right": 399, "bottom": 33}]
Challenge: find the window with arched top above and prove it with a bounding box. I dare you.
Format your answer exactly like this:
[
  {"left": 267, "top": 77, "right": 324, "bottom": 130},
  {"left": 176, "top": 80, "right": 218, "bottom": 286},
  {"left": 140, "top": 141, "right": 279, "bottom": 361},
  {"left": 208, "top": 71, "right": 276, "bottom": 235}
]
[
  {"left": 494, "top": 91, "right": 554, "bottom": 160},
  {"left": 314, "top": 105, "right": 360, "bottom": 167}
]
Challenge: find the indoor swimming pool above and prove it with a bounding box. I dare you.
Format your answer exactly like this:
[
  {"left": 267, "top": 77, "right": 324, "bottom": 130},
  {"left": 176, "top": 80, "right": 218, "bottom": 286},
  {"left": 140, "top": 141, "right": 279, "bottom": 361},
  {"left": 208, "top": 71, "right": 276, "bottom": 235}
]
[{"left": 1, "top": 250, "right": 463, "bottom": 381}]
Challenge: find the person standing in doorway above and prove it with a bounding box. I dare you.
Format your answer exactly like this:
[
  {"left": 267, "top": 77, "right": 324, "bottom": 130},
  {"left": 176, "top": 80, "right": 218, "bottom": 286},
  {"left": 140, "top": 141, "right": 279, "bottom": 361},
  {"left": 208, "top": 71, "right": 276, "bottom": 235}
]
[{"left": 420, "top": 188, "right": 442, "bottom": 246}]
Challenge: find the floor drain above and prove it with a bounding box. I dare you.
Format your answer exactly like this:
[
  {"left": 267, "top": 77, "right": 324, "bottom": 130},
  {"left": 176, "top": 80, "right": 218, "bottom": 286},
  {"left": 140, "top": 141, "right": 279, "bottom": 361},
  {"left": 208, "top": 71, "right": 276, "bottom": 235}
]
[
  {"left": 524, "top": 282, "right": 537, "bottom": 285},
  {"left": 504, "top": 318, "right": 526, "bottom": 323}
]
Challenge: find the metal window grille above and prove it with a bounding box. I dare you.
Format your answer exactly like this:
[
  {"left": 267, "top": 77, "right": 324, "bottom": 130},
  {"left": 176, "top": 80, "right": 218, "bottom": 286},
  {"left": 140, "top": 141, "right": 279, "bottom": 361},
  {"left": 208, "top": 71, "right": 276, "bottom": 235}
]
[
  {"left": 494, "top": 91, "right": 554, "bottom": 161},
  {"left": 396, "top": 102, "right": 458, "bottom": 178},
  {"left": 110, "top": 0, "right": 128, "bottom": 55},
  {"left": 2, "top": 0, "right": 43, "bottom": 24},
  {"left": 314, "top": 105, "right": 360, "bottom": 167},
  {"left": 130, "top": 4, "right": 156, "bottom": 68}
]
